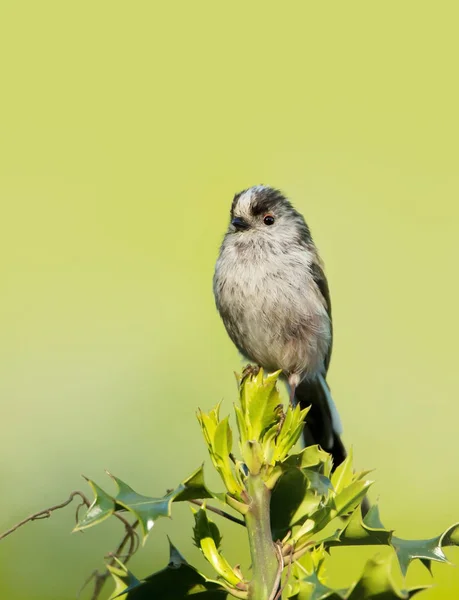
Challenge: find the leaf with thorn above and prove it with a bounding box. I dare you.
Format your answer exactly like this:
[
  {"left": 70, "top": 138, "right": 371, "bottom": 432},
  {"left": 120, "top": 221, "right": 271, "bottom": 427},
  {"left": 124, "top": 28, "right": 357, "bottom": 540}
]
[
  {"left": 109, "top": 539, "right": 230, "bottom": 599},
  {"left": 76, "top": 465, "right": 220, "bottom": 541},
  {"left": 331, "top": 477, "right": 373, "bottom": 518},
  {"left": 347, "top": 555, "right": 429, "bottom": 599},
  {"left": 303, "top": 470, "right": 334, "bottom": 499},
  {"left": 286, "top": 547, "right": 347, "bottom": 599},
  {"left": 172, "top": 464, "right": 215, "bottom": 502},
  {"left": 272, "top": 403, "right": 310, "bottom": 463},
  {"left": 283, "top": 445, "right": 333, "bottom": 477},
  {"left": 290, "top": 571, "right": 346, "bottom": 600},
  {"left": 239, "top": 368, "right": 283, "bottom": 441},
  {"left": 73, "top": 479, "right": 116, "bottom": 532},
  {"left": 108, "top": 474, "right": 175, "bottom": 540},
  {"left": 271, "top": 468, "right": 310, "bottom": 541},
  {"left": 286, "top": 554, "right": 428, "bottom": 600},
  {"left": 193, "top": 505, "right": 246, "bottom": 588},
  {"left": 392, "top": 522, "right": 459, "bottom": 577},
  {"left": 323, "top": 505, "right": 392, "bottom": 549},
  {"left": 323, "top": 506, "right": 459, "bottom": 578},
  {"left": 107, "top": 557, "right": 142, "bottom": 599},
  {"left": 197, "top": 407, "right": 243, "bottom": 497}
]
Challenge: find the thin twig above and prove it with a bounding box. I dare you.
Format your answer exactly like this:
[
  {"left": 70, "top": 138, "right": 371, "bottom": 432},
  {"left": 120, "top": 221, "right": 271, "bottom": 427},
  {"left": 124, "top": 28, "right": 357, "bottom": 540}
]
[
  {"left": 112, "top": 513, "right": 140, "bottom": 557},
  {"left": 77, "top": 517, "right": 140, "bottom": 600},
  {"left": 270, "top": 542, "right": 285, "bottom": 600},
  {"left": 188, "top": 499, "right": 245, "bottom": 526},
  {"left": 0, "top": 491, "right": 90, "bottom": 541},
  {"left": 273, "top": 542, "right": 293, "bottom": 600}
]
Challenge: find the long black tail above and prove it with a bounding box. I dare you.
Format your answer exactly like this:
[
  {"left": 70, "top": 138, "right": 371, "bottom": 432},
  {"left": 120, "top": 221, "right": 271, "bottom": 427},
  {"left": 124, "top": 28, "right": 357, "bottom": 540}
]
[
  {"left": 295, "top": 375, "right": 369, "bottom": 515},
  {"left": 295, "top": 375, "right": 346, "bottom": 467}
]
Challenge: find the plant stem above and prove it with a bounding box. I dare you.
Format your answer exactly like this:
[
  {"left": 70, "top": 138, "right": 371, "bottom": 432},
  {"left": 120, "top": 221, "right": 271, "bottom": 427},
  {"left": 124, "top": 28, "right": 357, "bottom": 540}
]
[{"left": 245, "top": 474, "right": 280, "bottom": 600}]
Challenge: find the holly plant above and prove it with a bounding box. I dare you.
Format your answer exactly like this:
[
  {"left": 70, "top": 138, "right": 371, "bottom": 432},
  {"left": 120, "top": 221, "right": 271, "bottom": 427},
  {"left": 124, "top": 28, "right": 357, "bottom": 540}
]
[
  {"left": 2, "top": 369, "right": 458, "bottom": 599},
  {"left": 73, "top": 369, "right": 459, "bottom": 599}
]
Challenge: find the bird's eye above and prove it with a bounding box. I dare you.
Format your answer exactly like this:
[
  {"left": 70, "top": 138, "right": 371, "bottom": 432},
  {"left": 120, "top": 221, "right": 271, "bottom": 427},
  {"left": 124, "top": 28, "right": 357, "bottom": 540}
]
[{"left": 263, "top": 214, "right": 275, "bottom": 226}]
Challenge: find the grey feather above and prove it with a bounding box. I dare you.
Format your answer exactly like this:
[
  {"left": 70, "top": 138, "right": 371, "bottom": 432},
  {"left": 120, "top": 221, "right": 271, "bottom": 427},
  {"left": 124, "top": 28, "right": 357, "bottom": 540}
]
[{"left": 213, "top": 185, "right": 347, "bottom": 473}]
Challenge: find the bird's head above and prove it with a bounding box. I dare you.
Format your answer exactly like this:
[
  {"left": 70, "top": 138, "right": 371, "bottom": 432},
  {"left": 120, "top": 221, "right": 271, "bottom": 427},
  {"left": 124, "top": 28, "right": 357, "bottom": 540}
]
[{"left": 228, "top": 185, "right": 312, "bottom": 246}]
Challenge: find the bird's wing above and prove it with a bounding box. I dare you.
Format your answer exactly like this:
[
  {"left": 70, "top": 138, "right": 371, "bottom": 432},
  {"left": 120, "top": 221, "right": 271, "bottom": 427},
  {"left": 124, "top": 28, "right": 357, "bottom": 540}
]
[{"left": 310, "top": 261, "right": 333, "bottom": 373}]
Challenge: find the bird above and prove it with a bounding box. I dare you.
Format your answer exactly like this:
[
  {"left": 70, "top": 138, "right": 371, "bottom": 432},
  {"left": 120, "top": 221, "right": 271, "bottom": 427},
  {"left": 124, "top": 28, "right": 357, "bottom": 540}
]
[{"left": 213, "top": 185, "right": 347, "bottom": 471}]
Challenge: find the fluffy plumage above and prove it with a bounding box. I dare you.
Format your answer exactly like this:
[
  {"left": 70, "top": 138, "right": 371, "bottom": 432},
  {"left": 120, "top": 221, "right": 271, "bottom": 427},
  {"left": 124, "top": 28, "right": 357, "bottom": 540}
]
[{"left": 213, "top": 185, "right": 346, "bottom": 470}]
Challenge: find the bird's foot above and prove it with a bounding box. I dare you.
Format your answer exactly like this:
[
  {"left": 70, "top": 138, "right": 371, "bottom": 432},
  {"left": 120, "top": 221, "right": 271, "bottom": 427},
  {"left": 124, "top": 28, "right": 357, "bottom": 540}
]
[
  {"left": 241, "top": 364, "right": 260, "bottom": 380},
  {"left": 275, "top": 404, "right": 286, "bottom": 439}
]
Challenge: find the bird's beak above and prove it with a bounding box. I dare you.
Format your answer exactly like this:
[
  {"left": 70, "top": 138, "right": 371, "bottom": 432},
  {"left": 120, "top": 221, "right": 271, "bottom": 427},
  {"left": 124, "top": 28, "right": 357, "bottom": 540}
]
[{"left": 231, "top": 216, "right": 250, "bottom": 231}]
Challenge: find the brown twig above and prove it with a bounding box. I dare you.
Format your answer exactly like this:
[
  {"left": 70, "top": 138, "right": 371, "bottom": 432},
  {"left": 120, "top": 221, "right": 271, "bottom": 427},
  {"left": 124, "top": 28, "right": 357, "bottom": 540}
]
[
  {"left": 0, "top": 491, "right": 90, "bottom": 541},
  {"left": 78, "top": 517, "right": 140, "bottom": 600},
  {"left": 188, "top": 499, "right": 245, "bottom": 526},
  {"left": 0, "top": 489, "right": 142, "bottom": 600},
  {"left": 269, "top": 542, "right": 285, "bottom": 600}
]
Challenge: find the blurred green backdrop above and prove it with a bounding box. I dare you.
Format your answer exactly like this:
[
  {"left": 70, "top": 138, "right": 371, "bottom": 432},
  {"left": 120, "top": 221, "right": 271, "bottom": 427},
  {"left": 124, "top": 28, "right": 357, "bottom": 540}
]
[{"left": 1, "top": 1, "right": 458, "bottom": 598}]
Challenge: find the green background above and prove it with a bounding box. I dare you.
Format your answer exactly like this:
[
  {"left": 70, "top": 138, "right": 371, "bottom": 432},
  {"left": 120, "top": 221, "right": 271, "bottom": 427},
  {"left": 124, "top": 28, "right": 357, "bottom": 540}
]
[{"left": 1, "top": 1, "right": 458, "bottom": 598}]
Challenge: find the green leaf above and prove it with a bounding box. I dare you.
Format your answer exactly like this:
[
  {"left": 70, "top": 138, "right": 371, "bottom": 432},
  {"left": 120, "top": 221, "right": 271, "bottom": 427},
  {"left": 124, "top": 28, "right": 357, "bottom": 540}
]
[
  {"left": 303, "top": 469, "right": 334, "bottom": 498},
  {"left": 193, "top": 506, "right": 222, "bottom": 550},
  {"left": 73, "top": 478, "right": 116, "bottom": 531},
  {"left": 293, "top": 570, "right": 346, "bottom": 600},
  {"left": 213, "top": 416, "right": 243, "bottom": 496},
  {"left": 323, "top": 506, "right": 459, "bottom": 579},
  {"left": 235, "top": 405, "right": 249, "bottom": 449},
  {"left": 284, "top": 445, "right": 333, "bottom": 477},
  {"left": 242, "top": 440, "right": 264, "bottom": 475},
  {"left": 193, "top": 506, "right": 245, "bottom": 587},
  {"left": 173, "top": 464, "right": 215, "bottom": 502},
  {"left": 272, "top": 403, "right": 309, "bottom": 463},
  {"left": 109, "top": 473, "right": 174, "bottom": 539},
  {"left": 347, "top": 555, "right": 429, "bottom": 599},
  {"left": 332, "top": 478, "right": 373, "bottom": 518},
  {"left": 76, "top": 465, "right": 219, "bottom": 541},
  {"left": 197, "top": 407, "right": 243, "bottom": 497},
  {"left": 392, "top": 522, "right": 459, "bottom": 576},
  {"left": 323, "top": 505, "right": 392, "bottom": 549},
  {"left": 108, "top": 558, "right": 143, "bottom": 599},
  {"left": 271, "top": 468, "right": 309, "bottom": 541},
  {"left": 241, "top": 368, "right": 283, "bottom": 440},
  {"left": 109, "top": 539, "right": 229, "bottom": 599},
  {"left": 330, "top": 449, "right": 354, "bottom": 494},
  {"left": 286, "top": 549, "right": 348, "bottom": 599},
  {"left": 286, "top": 554, "right": 428, "bottom": 600}
]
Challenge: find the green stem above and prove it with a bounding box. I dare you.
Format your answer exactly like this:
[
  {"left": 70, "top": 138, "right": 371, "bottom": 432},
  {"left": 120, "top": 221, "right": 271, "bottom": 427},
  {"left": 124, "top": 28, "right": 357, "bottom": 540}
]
[{"left": 245, "top": 474, "right": 280, "bottom": 599}]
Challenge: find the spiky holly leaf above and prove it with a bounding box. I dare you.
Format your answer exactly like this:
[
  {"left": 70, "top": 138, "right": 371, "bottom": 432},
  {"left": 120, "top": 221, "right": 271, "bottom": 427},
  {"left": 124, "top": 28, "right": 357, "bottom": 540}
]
[
  {"left": 197, "top": 407, "right": 243, "bottom": 497},
  {"left": 331, "top": 477, "right": 373, "bottom": 519},
  {"left": 107, "top": 558, "right": 142, "bottom": 599},
  {"left": 285, "top": 554, "right": 428, "bottom": 600},
  {"left": 272, "top": 403, "right": 310, "bottom": 463},
  {"left": 109, "top": 540, "right": 228, "bottom": 599},
  {"left": 271, "top": 448, "right": 370, "bottom": 544},
  {"left": 323, "top": 505, "right": 392, "bottom": 549},
  {"left": 73, "top": 478, "right": 117, "bottom": 531},
  {"left": 271, "top": 468, "right": 315, "bottom": 541},
  {"left": 193, "top": 505, "right": 222, "bottom": 550},
  {"left": 303, "top": 470, "right": 334, "bottom": 498},
  {"left": 108, "top": 473, "right": 174, "bottom": 539},
  {"left": 75, "top": 465, "right": 218, "bottom": 540},
  {"left": 330, "top": 450, "right": 355, "bottom": 494},
  {"left": 285, "top": 545, "right": 347, "bottom": 599},
  {"left": 323, "top": 506, "right": 459, "bottom": 578},
  {"left": 173, "top": 464, "right": 215, "bottom": 502},
  {"left": 392, "top": 522, "right": 459, "bottom": 577},
  {"left": 239, "top": 368, "right": 283, "bottom": 441},
  {"left": 193, "top": 505, "right": 245, "bottom": 587},
  {"left": 283, "top": 445, "right": 333, "bottom": 478},
  {"left": 347, "top": 556, "right": 428, "bottom": 599},
  {"left": 288, "top": 571, "right": 346, "bottom": 600}
]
